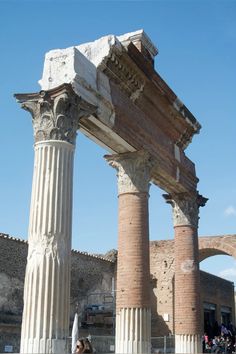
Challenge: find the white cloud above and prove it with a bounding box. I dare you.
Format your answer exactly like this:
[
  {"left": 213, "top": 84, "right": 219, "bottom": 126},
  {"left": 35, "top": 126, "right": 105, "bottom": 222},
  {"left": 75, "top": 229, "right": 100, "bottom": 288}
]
[
  {"left": 219, "top": 265, "right": 236, "bottom": 283},
  {"left": 224, "top": 205, "right": 236, "bottom": 216}
]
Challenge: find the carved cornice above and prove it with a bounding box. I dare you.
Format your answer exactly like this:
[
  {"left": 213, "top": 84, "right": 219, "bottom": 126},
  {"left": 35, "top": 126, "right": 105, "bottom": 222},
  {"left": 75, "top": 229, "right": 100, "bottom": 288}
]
[
  {"left": 101, "top": 50, "right": 146, "bottom": 103},
  {"left": 163, "top": 192, "right": 208, "bottom": 228},
  {"left": 15, "top": 84, "right": 97, "bottom": 145},
  {"left": 105, "top": 151, "right": 154, "bottom": 194}
]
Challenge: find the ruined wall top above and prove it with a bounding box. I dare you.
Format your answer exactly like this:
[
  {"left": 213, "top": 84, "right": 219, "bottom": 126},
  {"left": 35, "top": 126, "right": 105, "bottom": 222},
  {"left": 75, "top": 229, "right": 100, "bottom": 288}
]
[
  {"left": 117, "top": 29, "right": 158, "bottom": 61},
  {"left": 39, "top": 30, "right": 200, "bottom": 149},
  {"left": 39, "top": 29, "right": 158, "bottom": 89},
  {"left": 0, "top": 233, "right": 115, "bottom": 263},
  {"left": 17, "top": 30, "right": 202, "bottom": 195}
]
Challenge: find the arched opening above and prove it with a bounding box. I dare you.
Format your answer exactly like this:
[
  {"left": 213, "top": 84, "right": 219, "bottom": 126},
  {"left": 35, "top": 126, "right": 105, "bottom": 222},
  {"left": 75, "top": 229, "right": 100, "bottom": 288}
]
[{"left": 199, "top": 238, "right": 236, "bottom": 338}]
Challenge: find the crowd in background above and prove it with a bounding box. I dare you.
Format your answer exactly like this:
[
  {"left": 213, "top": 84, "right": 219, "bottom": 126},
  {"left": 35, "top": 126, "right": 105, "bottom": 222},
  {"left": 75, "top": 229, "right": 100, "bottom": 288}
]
[{"left": 203, "top": 323, "right": 236, "bottom": 353}]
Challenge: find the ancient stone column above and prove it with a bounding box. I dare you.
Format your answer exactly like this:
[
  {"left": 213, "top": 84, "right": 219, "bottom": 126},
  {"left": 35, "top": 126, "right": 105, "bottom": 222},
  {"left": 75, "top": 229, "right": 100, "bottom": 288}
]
[
  {"left": 15, "top": 84, "right": 95, "bottom": 354},
  {"left": 105, "top": 151, "right": 153, "bottom": 354},
  {"left": 164, "top": 193, "right": 207, "bottom": 354}
]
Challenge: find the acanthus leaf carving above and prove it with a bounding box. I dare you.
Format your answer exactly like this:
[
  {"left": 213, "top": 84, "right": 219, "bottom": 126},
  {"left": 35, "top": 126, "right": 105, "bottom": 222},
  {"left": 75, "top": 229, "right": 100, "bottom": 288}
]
[
  {"left": 16, "top": 84, "right": 97, "bottom": 145},
  {"left": 163, "top": 192, "right": 208, "bottom": 229},
  {"left": 105, "top": 150, "right": 154, "bottom": 194},
  {"left": 102, "top": 50, "right": 146, "bottom": 103}
]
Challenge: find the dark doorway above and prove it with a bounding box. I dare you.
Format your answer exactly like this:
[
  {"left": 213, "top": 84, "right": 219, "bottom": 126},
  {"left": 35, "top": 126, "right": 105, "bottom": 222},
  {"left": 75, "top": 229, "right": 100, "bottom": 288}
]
[{"left": 204, "top": 302, "right": 216, "bottom": 337}]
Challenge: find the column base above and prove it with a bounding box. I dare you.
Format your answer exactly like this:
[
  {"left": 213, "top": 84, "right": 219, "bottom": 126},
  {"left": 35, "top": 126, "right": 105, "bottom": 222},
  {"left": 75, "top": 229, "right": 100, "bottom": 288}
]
[
  {"left": 20, "top": 338, "right": 67, "bottom": 354},
  {"left": 175, "top": 334, "right": 201, "bottom": 354},
  {"left": 116, "top": 307, "right": 151, "bottom": 354}
]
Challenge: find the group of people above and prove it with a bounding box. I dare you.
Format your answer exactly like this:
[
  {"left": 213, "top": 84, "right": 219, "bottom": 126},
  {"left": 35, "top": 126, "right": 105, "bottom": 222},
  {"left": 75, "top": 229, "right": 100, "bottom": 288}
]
[
  {"left": 75, "top": 337, "right": 94, "bottom": 353},
  {"left": 73, "top": 323, "right": 235, "bottom": 353},
  {"left": 203, "top": 323, "right": 236, "bottom": 353}
]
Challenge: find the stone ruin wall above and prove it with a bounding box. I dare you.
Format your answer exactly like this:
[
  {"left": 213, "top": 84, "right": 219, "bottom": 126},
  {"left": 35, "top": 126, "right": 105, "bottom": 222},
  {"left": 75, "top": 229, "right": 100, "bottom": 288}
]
[
  {"left": 0, "top": 235, "right": 179, "bottom": 348},
  {"left": 0, "top": 235, "right": 27, "bottom": 353},
  {"left": 149, "top": 240, "right": 175, "bottom": 336},
  {"left": 0, "top": 234, "right": 115, "bottom": 353}
]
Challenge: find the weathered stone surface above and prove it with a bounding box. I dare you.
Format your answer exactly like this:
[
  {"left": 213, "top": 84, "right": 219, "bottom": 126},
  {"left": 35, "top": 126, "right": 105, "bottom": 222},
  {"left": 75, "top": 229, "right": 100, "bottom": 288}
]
[
  {"left": 105, "top": 150, "right": 153, "bottom": 194},
  {"left": 0, "top": 233, "right": 235, "bottom": 351},
  {"left": 199, "top": 235, "right": 236, "bottom": 261},
  {"left": 0, "top": 274, "right": 23, "bottom": 316},
  {"left": 164, "top": 192, "right": 208, "bottom": 228},
  {"left": 149, "top": 240, "right": 175, "bottom": 336},
  {"left": 70, "top": 249, "right": 114, "bottom": 319},
  {"left": 0, "top": 234, "right": 115, "bottom": 353},
  {"left": 15, "top": 84, "right": 96, "bottom": 145}
]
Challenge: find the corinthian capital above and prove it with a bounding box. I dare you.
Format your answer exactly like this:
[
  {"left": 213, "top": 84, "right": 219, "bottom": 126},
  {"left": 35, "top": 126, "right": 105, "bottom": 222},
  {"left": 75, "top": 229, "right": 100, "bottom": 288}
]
[
  {"left": 15, "top": 84, "right": 96, "bottom": 145},
  {"left": 105, "top": 151, "right": 154, "bottom": 194},
  {"left": 163, "top": 192, "right": 208, "bottom": 228}
]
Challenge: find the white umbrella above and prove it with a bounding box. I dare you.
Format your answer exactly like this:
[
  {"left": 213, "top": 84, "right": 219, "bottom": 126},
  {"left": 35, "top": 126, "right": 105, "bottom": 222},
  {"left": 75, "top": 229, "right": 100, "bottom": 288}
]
[{"left": 71, "top": 312, "right": 79, "bottom": 354}]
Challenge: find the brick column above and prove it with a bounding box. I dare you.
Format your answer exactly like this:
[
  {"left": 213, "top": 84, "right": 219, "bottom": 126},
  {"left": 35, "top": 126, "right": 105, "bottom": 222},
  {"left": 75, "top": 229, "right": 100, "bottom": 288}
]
[
  {"left": 105, "top": 151, "right": 153, "bottom": 354},
  {"left": 164, "top": 193, "right": 207, "bottom": 354},
  {"left": 15, "top": 84, "right": 95, "bottom": 354}
]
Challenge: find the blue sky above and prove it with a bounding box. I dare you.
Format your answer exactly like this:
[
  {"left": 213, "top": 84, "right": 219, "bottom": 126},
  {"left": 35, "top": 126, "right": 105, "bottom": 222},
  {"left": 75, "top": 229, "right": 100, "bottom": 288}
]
[{"left": 0, "top": 0, "right": 235, "bottom": 284}]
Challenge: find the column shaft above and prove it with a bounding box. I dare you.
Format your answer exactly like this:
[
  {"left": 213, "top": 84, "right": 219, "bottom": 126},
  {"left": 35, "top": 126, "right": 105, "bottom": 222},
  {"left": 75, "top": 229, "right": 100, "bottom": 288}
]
[
  {"left": 117, "top": 193, "right": 150, "bottom": 309},
  {"left": 174, "top": 225, "right": 201, "bottom": 353},
  {"left": 20, "top": 141, "right": 74, "bottom": 354},
  {"left": 105, "top": 151, "right": 153, "bottom": 354},
  {"left": 15, "top": 84, "right": 96, "bottom": 354},
  {"left": 116, "top": 192, "right": 151, "bottom": 354},
  {"left": 164, "top": 193, "right": 207, "bottom": 354}
]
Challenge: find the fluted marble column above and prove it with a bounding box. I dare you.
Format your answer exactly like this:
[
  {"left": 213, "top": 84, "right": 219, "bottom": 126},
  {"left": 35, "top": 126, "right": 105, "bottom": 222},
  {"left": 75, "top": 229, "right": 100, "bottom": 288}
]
[
  {"left": 105, "top": 151, "right": 153, "bottom": 354},
  {"left": 15, "top": 84, "right": 95, "bottom": 354},
  {"left": 164, "top": 193, "right": 207, "bottom": 354}
]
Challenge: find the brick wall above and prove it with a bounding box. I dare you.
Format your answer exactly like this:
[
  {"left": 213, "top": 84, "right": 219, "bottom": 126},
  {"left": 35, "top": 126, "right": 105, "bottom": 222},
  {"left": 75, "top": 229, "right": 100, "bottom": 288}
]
[
  {"left": 200, "top": 270, "right": 235, "bottom": 326},
  {"left": 149, "top": 239, "right": 235, "bottom": 337}
]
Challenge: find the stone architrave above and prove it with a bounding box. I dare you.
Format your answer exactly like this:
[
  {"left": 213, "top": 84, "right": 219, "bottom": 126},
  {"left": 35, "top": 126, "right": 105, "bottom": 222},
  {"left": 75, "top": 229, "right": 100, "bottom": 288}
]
[
  {"left": 15, "top": 84, "right": 96, "bottom": 354},
  {"left": 105, "top": 151, "right": 154, "bottom": 354},
  {"left": 164, "top": 193, "right": 207, "bottom": 354}
]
